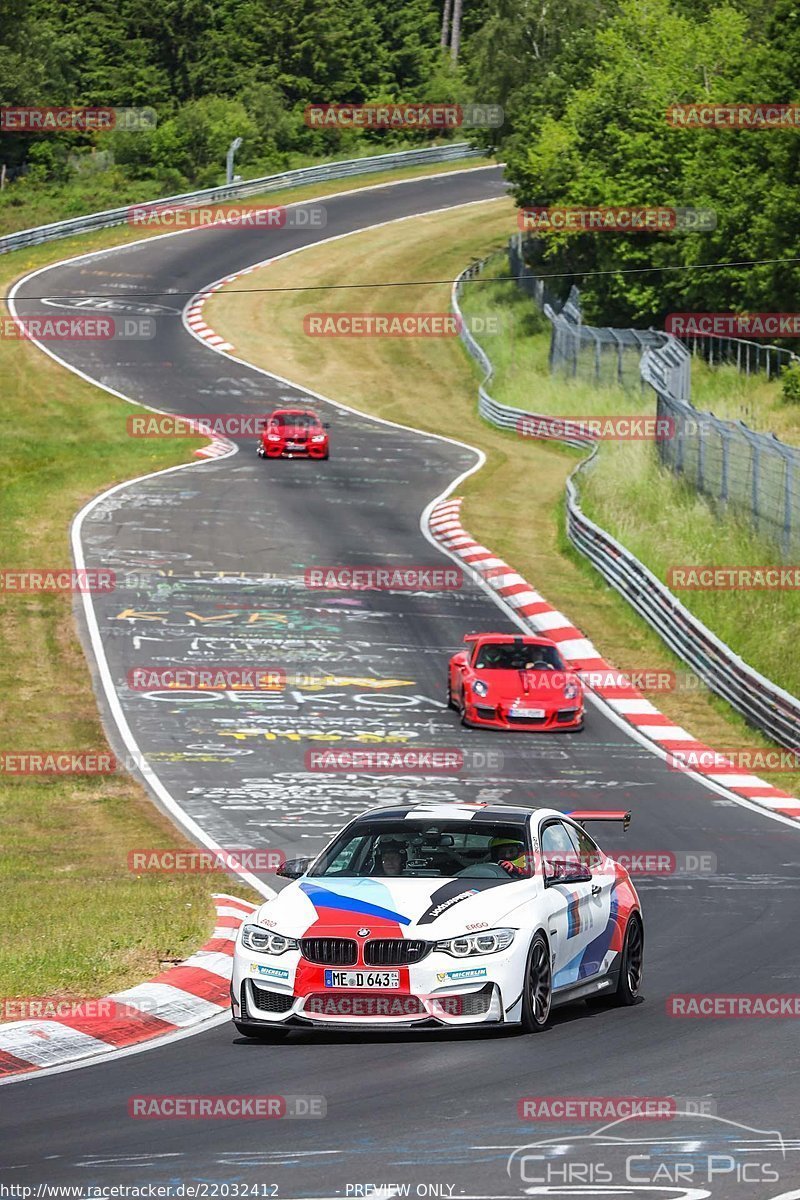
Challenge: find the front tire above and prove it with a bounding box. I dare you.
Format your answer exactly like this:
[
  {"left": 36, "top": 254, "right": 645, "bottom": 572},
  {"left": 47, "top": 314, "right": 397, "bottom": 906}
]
[{"left": 520, "top": 932, "right": 552, "bottom": 1032}]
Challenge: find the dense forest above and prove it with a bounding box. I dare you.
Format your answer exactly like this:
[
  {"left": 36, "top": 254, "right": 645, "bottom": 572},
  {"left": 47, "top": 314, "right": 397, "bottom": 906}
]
[{"left": 1, "top": 0, "right": 798, "bottom": 326}]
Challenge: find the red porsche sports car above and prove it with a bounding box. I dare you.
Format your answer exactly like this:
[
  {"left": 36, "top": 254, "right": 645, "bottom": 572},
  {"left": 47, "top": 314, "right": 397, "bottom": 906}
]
[
  {"left": 257, "top": 407, "right": 329, "bottom": 460},
  {"left": 448, "top": 633, "right": 585, "bottom": 731}
]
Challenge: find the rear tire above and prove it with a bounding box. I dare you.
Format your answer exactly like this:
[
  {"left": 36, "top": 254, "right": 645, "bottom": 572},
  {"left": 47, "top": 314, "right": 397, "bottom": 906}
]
[
  {"left": 446, "top": 679, "right": 457, "bottom": 710},
  {"left": 587, "top": 914, "right": 643, "bottom": 1008},
  {"left": 520, "top": 932, "right": 552, "bottom": 1032},
  {"left": 614, "top": 913, "right": 644, "bottom": 1005}
]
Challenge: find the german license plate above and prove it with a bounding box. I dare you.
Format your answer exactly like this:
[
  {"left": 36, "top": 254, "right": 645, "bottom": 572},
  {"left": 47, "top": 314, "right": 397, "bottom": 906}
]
[
  {"left": 515, "top": 707, "right": 546, "bottom": 717},
  {"left": 286, "top": 441, "right": 305, "bottom": 449},
  {"left": 324, "top": 970, "right": 400, "bottom": 989}
]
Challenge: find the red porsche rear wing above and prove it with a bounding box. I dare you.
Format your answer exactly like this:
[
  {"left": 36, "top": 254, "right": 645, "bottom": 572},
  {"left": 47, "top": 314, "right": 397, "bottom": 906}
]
[{"left": 567, "top": 810, "right": 631, "bottom": 831}]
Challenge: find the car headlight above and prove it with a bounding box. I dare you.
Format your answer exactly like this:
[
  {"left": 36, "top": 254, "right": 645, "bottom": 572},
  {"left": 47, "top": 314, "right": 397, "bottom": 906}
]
[
  {"left": 472, "top": 679, "right": 489, "bottom": 697},
  {"left": 266, "top": 433, "right": 282, "bottom": 442},
  {"left": 563, "top": 681, "right": 580, "bottom": 700},
  {"left": 240, "top": 924, "right": 298, "bottom": 954},
  {"left": 435, "top": 928, "right": 516, "bottom": 957},
  {"left": 310, "top": 434, "right": 326, "bottom": 443}
]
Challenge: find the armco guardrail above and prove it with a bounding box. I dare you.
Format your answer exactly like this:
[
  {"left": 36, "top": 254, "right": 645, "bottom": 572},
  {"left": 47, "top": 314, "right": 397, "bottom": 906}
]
[
  {"left": 0, "top": 143, "right": 482, "bottom": 256},
  {"left": 452, "top": 261, "right": 800, "bottom": 750}
]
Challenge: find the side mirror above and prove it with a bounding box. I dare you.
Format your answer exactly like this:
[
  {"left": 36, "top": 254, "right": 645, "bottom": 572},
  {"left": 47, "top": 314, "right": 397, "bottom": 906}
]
[
  {"left": 277, "top": 857, "right": 311, "bottom": 880},
  {"left": 543, "top": 857, "right": 592, "bottom": 886}
]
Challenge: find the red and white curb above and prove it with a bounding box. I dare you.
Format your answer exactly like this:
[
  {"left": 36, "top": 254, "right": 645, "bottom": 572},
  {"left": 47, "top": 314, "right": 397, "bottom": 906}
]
[
  {"left": 185, "top": 282, "right": 237, "bottom": 353},
  {"left": 193, "top": 435, "right": 234, "bottom": 460},
  {"left": 185, "top": 267, "right": 260, "bottom": 357},
  {"left": 0, "top": 894, "right": 255, "bottom": 1081},
  {"left": 429, "top": 497, "right": 800, "bottom": 822}
]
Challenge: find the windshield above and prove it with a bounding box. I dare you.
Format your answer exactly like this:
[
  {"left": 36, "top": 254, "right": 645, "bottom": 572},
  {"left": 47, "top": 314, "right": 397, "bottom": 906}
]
[
  {"left": 272, "top": 411, "right": 319, "bottom": 433},
  {"left": 309, "top": 820, "right": 532, "bottom": 880},
  {"left": 474, "top": 642, "right": 564, "bottom": 671}
]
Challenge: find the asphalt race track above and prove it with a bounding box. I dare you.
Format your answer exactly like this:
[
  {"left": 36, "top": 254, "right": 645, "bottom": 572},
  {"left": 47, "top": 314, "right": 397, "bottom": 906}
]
[{"left": 3, "top": 166, "right": 800, "bottom": 1199}]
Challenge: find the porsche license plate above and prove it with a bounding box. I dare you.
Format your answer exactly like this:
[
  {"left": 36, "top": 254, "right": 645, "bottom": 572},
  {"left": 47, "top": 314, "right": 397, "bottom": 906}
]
[
  {"left": 514, "top": 707, "right": 546, "bottom": 717},
  {"left": 324, "top": 970, "right": 400, "bottom": 989}
]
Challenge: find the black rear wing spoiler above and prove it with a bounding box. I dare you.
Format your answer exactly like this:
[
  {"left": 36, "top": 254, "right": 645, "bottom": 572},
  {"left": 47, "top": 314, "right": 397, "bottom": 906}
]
[{"left": 567, "top": 810, "right": 631, "bottom": 832}]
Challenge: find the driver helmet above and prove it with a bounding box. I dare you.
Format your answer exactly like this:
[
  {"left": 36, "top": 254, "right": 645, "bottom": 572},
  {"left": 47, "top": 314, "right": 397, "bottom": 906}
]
[
  {"left": 489, "top": 836, "right": 527, "bottom": 869},
  {"left": 377, "top": 838, "right": 408, "bottom": 870}
]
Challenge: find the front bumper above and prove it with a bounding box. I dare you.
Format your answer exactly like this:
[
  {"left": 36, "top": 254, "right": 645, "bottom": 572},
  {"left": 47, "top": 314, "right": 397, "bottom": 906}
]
[
  {"left": 261, "top": 441, "right": 328, "bottom": 459},
  {"left": 463, "top": 700, "right": 584, "bottom": 731},
  {"left": 235, "top": 978, "right": 507, "bottom": 1028},
  {"left": 232, "top": 946, "right": 525, "bottom": 1029}
]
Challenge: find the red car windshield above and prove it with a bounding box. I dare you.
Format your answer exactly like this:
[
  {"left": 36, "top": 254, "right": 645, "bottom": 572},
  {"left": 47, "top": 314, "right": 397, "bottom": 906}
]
[
  {"left": 473, "top": 642, "right": 564, "bottom": 671},
  {"left": 271, "top": 412, "right": 320, "bottom": 434}
]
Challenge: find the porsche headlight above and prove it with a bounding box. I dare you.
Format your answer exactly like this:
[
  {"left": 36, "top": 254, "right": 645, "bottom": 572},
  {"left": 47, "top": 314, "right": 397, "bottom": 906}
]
[
  {"left": 472, "top": 679, "right": 489, "bottom": 697},
  {"left": 563, "top": 681, "right": 580, "bottom": 700},
  {"left": 435, "top": 928, "right": 516, "bottom": 957},
  {"left": 241, "top": 924, "right": 298, "bottom": 955}
]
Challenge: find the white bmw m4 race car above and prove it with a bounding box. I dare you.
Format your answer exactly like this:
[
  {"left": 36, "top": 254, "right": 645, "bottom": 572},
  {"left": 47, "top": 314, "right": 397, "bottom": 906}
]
[{"left": 231, "top": 802, "right": 643, "bottom": 1036}]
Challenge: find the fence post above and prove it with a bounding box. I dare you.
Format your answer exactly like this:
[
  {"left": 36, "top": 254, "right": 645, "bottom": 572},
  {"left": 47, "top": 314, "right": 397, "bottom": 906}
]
[
  {"left": 719, "top": 429, "right": 729, "bottom": 503},
  {"left": 751, "top": 439, "right": 761, "bottom": 528}
]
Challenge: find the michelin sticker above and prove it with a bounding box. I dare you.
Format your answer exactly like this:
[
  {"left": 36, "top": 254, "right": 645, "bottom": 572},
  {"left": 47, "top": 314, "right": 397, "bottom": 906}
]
[
  {"left": 438, "top": 967, "right": 488, "bottom": 982},
  {"left": 251, "top": 963, "right": 290, "bottom": 979}
]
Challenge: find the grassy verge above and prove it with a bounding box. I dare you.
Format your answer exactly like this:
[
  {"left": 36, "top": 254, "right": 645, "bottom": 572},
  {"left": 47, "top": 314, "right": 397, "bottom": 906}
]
[
  {"left": 0, "top": 155, "right": 495, "bottom": 1001},
  {"left": 206, "top": 199, "right": 800, "bottom": 798},
  {"left": 467, "top": 259, "right": 800, "bottom": 444}
]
